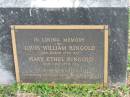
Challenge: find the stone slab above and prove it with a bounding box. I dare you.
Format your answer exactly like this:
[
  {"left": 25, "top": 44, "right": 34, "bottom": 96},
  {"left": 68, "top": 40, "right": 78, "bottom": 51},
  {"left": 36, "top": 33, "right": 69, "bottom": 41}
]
[
  {"left": 0, "top": 8, "right": 128, "bottom": 84},
  {"left": 0, "top": 0, "right": 128, "bottom": 7}
]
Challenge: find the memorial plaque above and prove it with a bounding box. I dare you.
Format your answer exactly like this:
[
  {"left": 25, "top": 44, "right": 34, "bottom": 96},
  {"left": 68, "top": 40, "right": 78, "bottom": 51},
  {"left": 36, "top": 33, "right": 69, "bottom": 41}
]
[{"left": 11, "top": 25, "right": 108, "bottom": 85}]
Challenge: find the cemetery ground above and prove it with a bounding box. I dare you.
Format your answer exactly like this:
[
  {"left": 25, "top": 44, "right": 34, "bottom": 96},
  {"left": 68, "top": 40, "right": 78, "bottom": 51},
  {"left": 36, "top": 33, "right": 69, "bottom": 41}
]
[
  {"left": 0, "top": 55, "right": 130, "bottom": 97},
  {"left": 0, "top": 82, "right": 130, "bottom": 97}
]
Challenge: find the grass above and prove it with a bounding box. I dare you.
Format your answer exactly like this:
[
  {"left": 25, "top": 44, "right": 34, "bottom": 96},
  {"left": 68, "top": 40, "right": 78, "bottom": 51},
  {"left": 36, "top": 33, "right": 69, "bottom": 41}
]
[{"left": 0, "top": 83, "right": 130, "bottom": 97}]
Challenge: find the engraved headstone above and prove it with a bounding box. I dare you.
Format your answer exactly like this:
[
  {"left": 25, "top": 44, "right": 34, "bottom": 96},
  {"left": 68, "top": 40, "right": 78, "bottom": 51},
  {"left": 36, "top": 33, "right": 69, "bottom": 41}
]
[
  {"left": 11, "top": 25, "right": 108, "bottom": 85},
  {"left": 0, "top": 1, "right": 128, "bottom": 85}
]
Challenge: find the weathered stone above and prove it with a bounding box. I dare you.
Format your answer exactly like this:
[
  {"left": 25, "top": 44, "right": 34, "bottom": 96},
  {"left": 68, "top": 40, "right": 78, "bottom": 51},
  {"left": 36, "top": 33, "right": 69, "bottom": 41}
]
[{"left": 0, "top": 8, "right": 128, "bottom": 85}]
